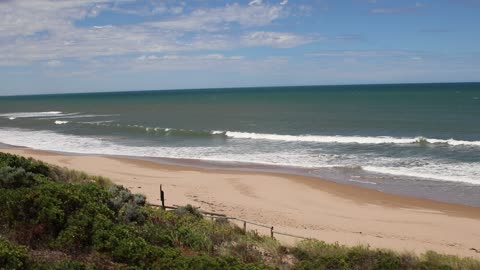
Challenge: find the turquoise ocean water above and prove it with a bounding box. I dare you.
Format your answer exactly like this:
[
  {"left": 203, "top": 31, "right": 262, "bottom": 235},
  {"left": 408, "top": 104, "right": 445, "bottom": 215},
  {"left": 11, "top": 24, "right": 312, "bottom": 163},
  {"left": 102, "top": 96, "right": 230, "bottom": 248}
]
[{"left": 1, "top": 83, "right": 479, "bottom": 205}]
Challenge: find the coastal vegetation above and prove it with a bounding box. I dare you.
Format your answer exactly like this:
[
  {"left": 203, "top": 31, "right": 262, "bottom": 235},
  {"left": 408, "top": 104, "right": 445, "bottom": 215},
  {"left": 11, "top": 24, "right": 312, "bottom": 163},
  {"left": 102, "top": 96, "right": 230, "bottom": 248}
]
[{"left": 0, "top": 152, "right": 479, "bottom": 270}]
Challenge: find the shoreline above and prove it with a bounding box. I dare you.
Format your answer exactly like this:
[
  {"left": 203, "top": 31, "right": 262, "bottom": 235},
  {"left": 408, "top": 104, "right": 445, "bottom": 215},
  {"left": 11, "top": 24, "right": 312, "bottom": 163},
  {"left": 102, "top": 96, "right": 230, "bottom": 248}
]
[
  {"left": 2, "top": 141, "right": 479, "bottom": 208},
  {"left": 1, "top": 146, "right": 480, "bottom": 258}
]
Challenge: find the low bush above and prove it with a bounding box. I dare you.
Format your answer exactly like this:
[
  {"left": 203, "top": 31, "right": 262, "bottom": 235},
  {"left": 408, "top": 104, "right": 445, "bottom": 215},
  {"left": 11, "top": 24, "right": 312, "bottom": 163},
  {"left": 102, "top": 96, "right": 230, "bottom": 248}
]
[
  {"left": 0, "top": 237, "right": 28, "bottom": 270},
  {"left": 0, "top": 153, "right": 49, "bottom": 177},
  {"left": 0, "top": 166, "right": 38, "bottom": 189},
  {"left": 31, "top": 260, "right": 94, "bottom": 270},
  {"left": 175, "top": 204, "right": 204, "bottom": 219}
]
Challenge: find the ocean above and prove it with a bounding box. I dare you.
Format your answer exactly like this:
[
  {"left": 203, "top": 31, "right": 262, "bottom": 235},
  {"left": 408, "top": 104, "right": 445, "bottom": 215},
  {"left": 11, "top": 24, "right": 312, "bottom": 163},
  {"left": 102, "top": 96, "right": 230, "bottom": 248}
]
[{"left": 1, "top": 83, "right": 479, "bottom": 206}]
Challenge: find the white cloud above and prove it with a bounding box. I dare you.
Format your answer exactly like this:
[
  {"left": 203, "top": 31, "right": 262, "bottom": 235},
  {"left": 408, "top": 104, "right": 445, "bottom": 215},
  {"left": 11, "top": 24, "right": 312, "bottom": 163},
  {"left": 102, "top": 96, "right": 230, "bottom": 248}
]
[
  {"left": 45, "top": 60, "right": 63, "bottom": 67},
  {"left": 199, "top": 54, "right": 225, "bottom": 60},
  {"left": 137, "top": 55, "right": 160, "bottom": 61},
  {"left": 308, "top": 50, "right": 429, "bottom": 63},
  {"left": 228, "top": 55, "right": 244, "bottom": 60},
  {"left": 370, "top": 8, "right": 403, "bottom": 14},
  {"left": 169, "top": 6, "right": 184, "bottom": 15},
  {"left": 0, "top": 1, "right": 310, "bottom": 66},
  {"left": 243, "top": 31, "right": 311, "bottom": 48},
  {"left": 370, "top": 2, "right": 425, "bottom": 14},
  {"left": 135, "top": 54, "right": 245, "bottom": 64},
  {"left": 147, "top": 3, "right": 286, "bottom": 31},
  {"left": 248, "top": 0, "right": 263, "bottom": 6},
  {"left": 163, "top": 55, "right": 180, "bottom": 60},
  {"left": 309, "top": 50, "right": 416, "bottom": 57},
  {"left": 0, "top": 0, "right": 129, "bottom": 37},
  {"left": 280, "top": 0, "right": 288, "bottom": 6}
]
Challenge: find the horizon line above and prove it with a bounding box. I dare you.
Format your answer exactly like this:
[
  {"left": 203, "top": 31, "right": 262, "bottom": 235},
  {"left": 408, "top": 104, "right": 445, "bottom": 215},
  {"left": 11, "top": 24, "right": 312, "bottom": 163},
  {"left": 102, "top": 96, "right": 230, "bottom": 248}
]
[{"left": 1, "top": 81, "right": 479, "bottom": 98}]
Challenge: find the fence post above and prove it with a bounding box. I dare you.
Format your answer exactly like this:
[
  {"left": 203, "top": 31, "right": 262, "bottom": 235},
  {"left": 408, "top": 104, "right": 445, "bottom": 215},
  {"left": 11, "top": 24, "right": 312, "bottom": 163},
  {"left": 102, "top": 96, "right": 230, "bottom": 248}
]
[
  {"left": 243, "top": 221, "right": 247, "bottom": 233},
  {"left": 160, "top": 185, "right": 165, "bottom": 210},
  {"left": 270, "top": 226, "right": 274, "bottom": 239}
]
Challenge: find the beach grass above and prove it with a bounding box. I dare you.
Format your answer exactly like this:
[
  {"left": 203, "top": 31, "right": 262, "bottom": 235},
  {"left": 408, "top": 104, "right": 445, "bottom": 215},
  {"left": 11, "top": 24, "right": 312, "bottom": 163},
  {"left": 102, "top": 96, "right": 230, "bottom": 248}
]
[{"left": 0, "top": 152, "right": 479, "bottom": 269}]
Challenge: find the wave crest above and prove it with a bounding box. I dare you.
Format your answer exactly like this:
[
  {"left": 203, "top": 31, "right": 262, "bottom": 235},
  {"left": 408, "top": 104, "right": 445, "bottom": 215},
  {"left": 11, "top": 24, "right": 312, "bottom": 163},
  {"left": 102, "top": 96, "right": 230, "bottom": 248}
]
[
  {"left": 78, "top": 122, "right": 480, "bottom": 147},
  {"left": 223, "top": 132, "right": 480, "bottom": 147},
  {"left": 83, "top": 122, "right": 228, "bottom": 138},
  {"left": 0, "top": 111, "right": 63, "bottom": 119}
]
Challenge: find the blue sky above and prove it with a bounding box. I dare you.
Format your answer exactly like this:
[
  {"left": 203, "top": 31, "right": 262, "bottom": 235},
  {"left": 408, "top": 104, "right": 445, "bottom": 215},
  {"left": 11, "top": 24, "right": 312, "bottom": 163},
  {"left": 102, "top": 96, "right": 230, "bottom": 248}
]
[{"left": 1, "top": 0, "right": 479, "bottom": 95}]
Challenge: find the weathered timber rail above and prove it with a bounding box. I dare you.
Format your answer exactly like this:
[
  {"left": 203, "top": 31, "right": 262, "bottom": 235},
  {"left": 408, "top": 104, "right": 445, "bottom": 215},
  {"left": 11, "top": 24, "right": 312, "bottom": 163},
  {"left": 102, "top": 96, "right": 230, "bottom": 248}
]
[{"left": 147, "top": 202, "right": 310, "bottom": 241}]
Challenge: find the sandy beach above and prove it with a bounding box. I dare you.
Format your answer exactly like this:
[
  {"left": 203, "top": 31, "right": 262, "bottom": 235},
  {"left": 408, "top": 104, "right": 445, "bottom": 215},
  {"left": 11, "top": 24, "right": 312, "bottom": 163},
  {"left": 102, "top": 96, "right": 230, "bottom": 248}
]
[{"left": 2, "top": 147, "right": 479, "bottom": 259}]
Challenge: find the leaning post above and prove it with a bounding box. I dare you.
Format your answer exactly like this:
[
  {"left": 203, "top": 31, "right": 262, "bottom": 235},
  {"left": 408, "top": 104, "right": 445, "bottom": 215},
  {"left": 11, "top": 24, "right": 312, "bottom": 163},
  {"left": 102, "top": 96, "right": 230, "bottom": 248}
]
[{"left": 160, "top": 184, "right": 165, "bottom": 210}]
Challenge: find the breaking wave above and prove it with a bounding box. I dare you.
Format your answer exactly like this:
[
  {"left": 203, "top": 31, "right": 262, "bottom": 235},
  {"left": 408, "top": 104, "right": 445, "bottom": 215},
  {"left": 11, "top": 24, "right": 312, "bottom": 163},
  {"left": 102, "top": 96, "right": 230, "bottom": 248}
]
[
  {"left": 0, "top": 128, "right": 478, "bottom": 185},
  {"left": 0, "top": 111, "right": 64, "bottom": 119},
  {"left": 0, "top": 111, "right": 110, "bottom": 121},
  {"left": 79, "top": 122, "right": 480, "bottom": 147},
  {"left": 222, "top": 132, "right": 480, "bottom": 146},
  {"left": 82, "top": 122, "right": 227, "bottom": 138}
]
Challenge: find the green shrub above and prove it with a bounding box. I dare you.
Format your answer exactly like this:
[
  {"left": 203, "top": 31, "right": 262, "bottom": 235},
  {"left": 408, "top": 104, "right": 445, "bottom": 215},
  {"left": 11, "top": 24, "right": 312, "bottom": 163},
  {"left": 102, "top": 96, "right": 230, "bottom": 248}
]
[
  {"left": 291, "top": 240, "right": 415, "bottom": 270},
  {"left": 0, "top": 238, "right": 28, "bottom": 270},
  {"left": 118, "top": 202, "right": 147, "bottom": 224},
  {"left": 175, "top": 204, "right": 203, "bottom": 219},
  {"left": 107, "top": 185, "right": 146, "bottom": 224},
  {"left": 92, "top": 218, "right": 159, "bottom": 266},
  {"left": 209, "top": 222, "right": 240, "bottom": 247},
  {"left": 152, "top": 254, "right": 273, "bottom": 270},
  {"left": 0, "top": 175, "right": 114, "bottom": 249},
  {"left": 227, "top": 241, "right": 264, "bottom": 264},
  {"left": 0, "top": 153, "right": 49, "bottom": 177},
  {"left": 110, "top": 231, "right": 153, "bottom": 264},
  {"left": 372, "top": 250, "right": 401, "bottom": 270},
  {"left": 54, "top": 210, "right": 94, "bottom": 252},
  {"left": 419, "top": 251, "right": 480, "bottom": 270},
  {"left": 108, "top": 185, "right": 133, "bottom": 210},
  {"left": 31, "top": 260, "right": 94, "bottom": 270},
  {"left": 138, "top": 223, "right": 173, "bottom": 247},
  {"left": 133, "top": 193, "right": 146, "bottom": 206},
  {"left": 0, "top": 166, "right": 39, "bottom": 189}
]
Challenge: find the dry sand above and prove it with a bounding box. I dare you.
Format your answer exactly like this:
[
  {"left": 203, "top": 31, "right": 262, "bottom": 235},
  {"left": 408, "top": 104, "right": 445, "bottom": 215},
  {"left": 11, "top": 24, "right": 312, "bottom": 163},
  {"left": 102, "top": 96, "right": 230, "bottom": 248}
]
[{"left": 2, "top": 147, "right": 480, "bottom": 258}]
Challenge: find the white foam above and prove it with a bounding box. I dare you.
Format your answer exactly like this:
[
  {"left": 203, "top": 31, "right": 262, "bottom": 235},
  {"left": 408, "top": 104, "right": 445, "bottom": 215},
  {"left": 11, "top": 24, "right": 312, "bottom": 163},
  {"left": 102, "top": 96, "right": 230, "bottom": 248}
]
[
  {"left": 348, "top": 179, "right": 377, "bottom": 185},
  {"left": 54, "top": 120, "right": 69, "bottom": 125},
  {"left": 224, "top": 131, "right": 480, "bottom": 147},
  {"left": 363, "top": 166, "right": 480, "bottom": 185},
  {"left": 8, "top": 117, "right": 15, "bottom": 120},
  {"left": 0, "top": 111, "right": 63, "bottom": 119},
  {"left": 0, "top": 128, "right": 478, "bottom": 185},
  {"left": 79, "top": 120, "right": 114, "bottom": 124},
  {"left": 40, "top": 113, "right": 107, "bottom": 120}
]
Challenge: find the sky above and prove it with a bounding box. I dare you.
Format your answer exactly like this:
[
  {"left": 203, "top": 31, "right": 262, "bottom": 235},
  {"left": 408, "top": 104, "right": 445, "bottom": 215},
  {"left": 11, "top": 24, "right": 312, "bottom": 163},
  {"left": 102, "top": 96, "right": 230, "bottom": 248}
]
[{"left": 0, "top": 0, "right": 479, "bottom": 95}]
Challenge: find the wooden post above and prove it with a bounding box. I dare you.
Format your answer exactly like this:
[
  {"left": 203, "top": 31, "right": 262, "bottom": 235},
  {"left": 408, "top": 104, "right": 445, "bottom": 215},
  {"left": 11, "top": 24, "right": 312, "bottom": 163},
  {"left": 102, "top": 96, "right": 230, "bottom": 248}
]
[
  {"left": 270, "top": 226, "right": 274, "bottom": 239},
  {"left": 243, "top": 221, "right": 247, "bottom": 233},
  {"left": 160, "top": 185, "right": 165, "bottom": 210}
]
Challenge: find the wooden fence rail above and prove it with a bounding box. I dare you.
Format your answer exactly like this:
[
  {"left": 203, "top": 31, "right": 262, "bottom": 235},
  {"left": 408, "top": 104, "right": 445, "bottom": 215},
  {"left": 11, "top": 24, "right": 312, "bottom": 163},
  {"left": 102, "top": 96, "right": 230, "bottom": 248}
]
[
  {"left": 146, "top": 185, "right": 313, "bottom": 241},
  {"left": 147, "top": 202, "right": 310, "bottom": 241}
]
